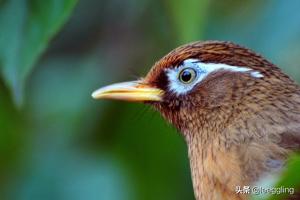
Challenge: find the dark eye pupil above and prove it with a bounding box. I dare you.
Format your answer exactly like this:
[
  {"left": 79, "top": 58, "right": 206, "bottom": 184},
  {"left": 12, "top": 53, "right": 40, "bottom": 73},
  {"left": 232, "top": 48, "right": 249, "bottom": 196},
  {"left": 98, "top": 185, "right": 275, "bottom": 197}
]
[{"left": 181, "top": 70, "right": 192, "bottom": 82}]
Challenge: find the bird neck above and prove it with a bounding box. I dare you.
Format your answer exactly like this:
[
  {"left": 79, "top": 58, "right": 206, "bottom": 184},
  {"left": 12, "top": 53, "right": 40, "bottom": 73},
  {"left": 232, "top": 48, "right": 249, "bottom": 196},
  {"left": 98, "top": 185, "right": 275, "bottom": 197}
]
[{"left": 186, "top": 131, "right": 248, "bottom": 200}]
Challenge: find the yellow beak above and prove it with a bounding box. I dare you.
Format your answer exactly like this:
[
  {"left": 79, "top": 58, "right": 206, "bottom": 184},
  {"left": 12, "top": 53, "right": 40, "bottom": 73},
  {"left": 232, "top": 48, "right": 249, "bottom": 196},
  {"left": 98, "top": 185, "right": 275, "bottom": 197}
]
[{"left": 91, "top": 81, "right": 163, "bottom": 102}]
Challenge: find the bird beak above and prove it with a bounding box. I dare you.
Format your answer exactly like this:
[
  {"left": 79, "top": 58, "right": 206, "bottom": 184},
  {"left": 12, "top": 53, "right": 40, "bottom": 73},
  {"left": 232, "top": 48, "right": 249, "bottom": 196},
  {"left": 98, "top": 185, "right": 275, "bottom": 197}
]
[{"left": 91, "top": 80, "right": 163, "bottom": 102}]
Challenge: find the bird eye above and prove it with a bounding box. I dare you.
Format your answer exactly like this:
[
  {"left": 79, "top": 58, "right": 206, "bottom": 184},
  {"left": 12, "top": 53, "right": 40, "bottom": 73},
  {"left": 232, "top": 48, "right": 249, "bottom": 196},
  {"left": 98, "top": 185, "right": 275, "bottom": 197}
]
[{"left": 178, "top": 68, "right": 197, "bottom": 84}]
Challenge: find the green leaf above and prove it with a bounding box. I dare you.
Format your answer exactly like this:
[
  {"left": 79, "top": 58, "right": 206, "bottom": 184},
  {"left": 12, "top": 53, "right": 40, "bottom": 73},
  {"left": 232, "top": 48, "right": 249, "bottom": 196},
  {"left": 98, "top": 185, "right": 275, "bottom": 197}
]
[
  {"left": 251, "top": 154, "right": 300, "bottom": 200},
  {"left": 0, "top": 0, "right": 77, "bottom": 106},
  {"left": 268, "top": 154, "right": 300, "bottom": 200},
  {"left": 165, "top": 0, "right": 210, "bottom": 43}
]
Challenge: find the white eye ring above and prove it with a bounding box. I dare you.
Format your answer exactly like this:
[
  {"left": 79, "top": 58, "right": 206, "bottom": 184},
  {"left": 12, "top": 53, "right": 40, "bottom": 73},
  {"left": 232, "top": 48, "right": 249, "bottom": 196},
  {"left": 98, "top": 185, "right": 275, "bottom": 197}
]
[{"left": 178, "top": 68, "right": 197, "bottom": 84}]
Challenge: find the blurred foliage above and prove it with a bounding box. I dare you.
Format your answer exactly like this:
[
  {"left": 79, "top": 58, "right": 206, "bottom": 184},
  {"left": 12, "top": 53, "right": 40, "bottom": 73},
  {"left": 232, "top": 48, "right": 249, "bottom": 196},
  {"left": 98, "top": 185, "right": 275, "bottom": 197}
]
[
  {"left": 0, "top": 0, "right": 77, "bottom": 105},
  {"left": 166, "top": 0, "right": 209, "bottom": 43},
  {"left": 0, "top": 0, "right": 300, "bottom": 200},
  {"left": 268, "top": 155, "right": 300, "bottom": 200}
]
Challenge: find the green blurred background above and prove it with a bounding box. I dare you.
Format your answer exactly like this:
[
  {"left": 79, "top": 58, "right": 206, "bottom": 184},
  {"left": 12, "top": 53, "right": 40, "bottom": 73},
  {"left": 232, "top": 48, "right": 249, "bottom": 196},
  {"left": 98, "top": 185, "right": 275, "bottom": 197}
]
[{"left": 0, "top": 0, "right": 300, "bottom": 200}]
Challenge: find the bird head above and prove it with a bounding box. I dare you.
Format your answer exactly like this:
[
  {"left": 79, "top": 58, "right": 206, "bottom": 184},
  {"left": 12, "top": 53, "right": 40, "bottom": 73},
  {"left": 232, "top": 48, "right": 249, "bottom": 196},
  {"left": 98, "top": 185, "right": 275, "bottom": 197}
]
[
  {"left": 93, "top": 41, "right": 300, "bottom": 200},
  {"left": 92, "top": 41, "right": 292, "bottom": 138}
]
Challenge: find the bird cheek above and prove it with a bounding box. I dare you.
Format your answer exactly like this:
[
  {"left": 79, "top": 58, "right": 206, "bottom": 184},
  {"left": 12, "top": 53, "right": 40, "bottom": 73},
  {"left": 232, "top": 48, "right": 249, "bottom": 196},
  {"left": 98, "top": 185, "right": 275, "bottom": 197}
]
[{"left": 162, "top": 98, "right": 182, "bottom": 110}]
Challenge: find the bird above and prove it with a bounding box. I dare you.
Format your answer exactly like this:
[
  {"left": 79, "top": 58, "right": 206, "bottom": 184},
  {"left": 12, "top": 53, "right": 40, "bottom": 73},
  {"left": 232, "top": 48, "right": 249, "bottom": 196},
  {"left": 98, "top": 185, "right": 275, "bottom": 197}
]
[{"left": 92, "top": 41, "right": 300, "bottom": 200}]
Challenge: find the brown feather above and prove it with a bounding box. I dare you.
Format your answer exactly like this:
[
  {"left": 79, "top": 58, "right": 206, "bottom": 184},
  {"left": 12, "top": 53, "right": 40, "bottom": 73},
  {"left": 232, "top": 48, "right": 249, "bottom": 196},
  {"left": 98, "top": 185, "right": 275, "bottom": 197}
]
[{"left": 143, "top": 41, "right": 300, "bottom": 200}]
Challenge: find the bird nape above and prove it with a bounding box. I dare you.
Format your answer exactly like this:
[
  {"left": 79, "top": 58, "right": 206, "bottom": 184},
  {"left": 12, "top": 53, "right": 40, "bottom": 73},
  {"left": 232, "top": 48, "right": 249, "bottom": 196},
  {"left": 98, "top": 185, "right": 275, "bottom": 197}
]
[{"left": 92, "top": 41, "right": 300, "bottom": 200}]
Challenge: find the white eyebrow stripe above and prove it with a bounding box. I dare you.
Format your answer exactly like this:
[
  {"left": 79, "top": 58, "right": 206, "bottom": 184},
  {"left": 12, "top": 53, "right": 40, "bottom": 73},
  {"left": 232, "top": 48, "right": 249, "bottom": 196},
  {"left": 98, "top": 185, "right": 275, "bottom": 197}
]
[
  {"left": 165, "top": 58, "right": 264, "bottom": 95},
  {"left": 250, "top": 71, "right": 264, "bottom": 78},
  {"left": 187, "top": 59, "right": 263, "bottom": 77}
]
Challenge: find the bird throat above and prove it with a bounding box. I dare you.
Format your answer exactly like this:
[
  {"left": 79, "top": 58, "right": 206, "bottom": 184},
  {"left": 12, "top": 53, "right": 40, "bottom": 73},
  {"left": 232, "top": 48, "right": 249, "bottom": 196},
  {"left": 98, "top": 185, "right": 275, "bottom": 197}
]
[
  {"left": 153, "top": 94, "right": 259, "bottom": 199},
  {"left": 187, "top": 132, "right": 247, "bottom": 200},
  {"left": 157, "top": 106, "right": 249, "bottom": 200}
]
